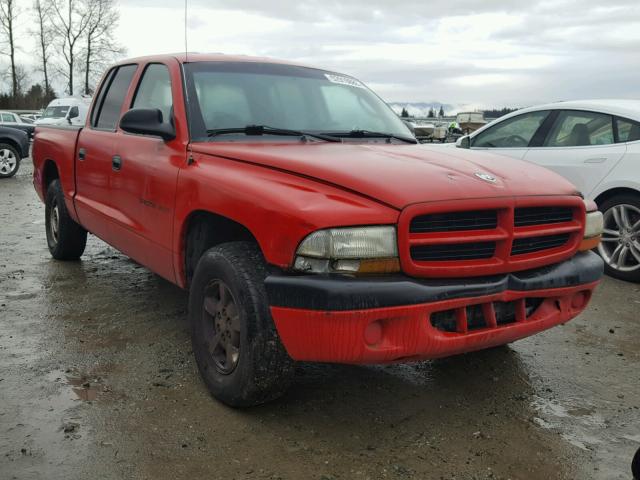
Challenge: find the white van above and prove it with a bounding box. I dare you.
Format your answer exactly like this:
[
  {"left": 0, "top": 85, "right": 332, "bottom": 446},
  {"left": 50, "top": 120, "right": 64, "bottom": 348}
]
[{"left": 34, "top": 97, "right": 92, "bottom": 126}]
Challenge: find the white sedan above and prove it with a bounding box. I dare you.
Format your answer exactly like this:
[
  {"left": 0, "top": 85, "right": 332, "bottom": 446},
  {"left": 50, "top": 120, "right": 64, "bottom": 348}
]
[{"left": 455, "top": 99, "right": 640, "bottom": 282}]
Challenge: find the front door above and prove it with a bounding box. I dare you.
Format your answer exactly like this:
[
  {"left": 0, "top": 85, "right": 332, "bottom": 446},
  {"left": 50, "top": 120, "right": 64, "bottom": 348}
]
[{"left": 107, "top": 61, "right": 184, "bottom": 283}]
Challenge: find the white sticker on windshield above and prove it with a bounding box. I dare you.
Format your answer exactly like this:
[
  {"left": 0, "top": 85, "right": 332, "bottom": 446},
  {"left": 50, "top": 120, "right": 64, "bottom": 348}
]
[{"left": 324, "top": 73, "right": 365, "bottom": 89}]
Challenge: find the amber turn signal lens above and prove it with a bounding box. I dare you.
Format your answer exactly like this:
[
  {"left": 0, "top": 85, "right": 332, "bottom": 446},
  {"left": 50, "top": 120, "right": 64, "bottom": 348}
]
[
  {"left": 578, "top": 235, "right": 601, "bottom": 251},
  {"left": 356, "top": 258, "right": 401, "bottom": 274}
]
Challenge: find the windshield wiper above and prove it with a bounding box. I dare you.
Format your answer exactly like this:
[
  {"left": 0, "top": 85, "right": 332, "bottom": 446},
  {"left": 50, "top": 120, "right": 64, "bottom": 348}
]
[
  {"left": 207, "top": 125, "right": 341, "bottom": 142},
  {"left": 320, "top": 129, "right": 418, "bottom": 144}
]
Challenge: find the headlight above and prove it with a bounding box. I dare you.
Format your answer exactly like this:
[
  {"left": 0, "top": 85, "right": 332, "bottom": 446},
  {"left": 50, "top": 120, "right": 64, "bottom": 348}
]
[
  {"left": 579, "top": 200, "right": 603, "bottom": 251},
  {"left": 294, "top": 226, "right": 399, "bottom": 274}
]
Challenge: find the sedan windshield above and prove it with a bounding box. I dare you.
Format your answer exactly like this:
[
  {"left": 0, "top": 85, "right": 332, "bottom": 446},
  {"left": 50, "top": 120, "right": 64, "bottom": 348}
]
[
  {"left": 42, "top": 106, "right": 69, "bottom": 119},
  {"left": 184, "top": 62, "right": 413, "bottom": 142}
]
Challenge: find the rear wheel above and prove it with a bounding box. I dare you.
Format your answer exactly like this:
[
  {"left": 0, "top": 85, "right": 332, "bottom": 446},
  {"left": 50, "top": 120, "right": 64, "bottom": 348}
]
[
  {"left": 45, "top": 180, "right": 87, "bottom": 260},
  {"left": 0, "top": 143, "right": 20, "bottom": 178},
  {"left": 189, "top": 241, "right": 294, "bottom": 407},
  {"left": 597, "top": 193, "right": 640, "bottom": 282}
]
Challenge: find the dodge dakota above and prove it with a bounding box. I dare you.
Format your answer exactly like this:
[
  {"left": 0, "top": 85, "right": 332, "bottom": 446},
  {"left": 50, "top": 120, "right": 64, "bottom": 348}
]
[{"left": 32, "top": 54, "right": 604, "bottom": 407}]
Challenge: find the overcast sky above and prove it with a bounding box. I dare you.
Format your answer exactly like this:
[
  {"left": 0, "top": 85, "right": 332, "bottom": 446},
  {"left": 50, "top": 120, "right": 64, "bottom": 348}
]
[{"left": 11, "top": 0, "right": 640, "bottom": 109}]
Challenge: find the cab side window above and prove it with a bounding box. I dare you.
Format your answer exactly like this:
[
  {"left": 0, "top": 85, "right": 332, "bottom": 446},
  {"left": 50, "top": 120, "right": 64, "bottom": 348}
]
[
  {"left": 1, "top": 112, "right": 14, "bottom": 123},
  {"left": 132, "top": 63, "right": 173, "bottom": 123},
  {"left": 544, "top": 110, "right": 614, "bottom": 147},
  {"left": 93, "top": 64, "right": 137, "bottom": 130},
  {"left": 616, "top": 117, "right": 640, "bottom": 143},
  {"left": 472, "top": 111, "right": 549, "bottom": 148}
]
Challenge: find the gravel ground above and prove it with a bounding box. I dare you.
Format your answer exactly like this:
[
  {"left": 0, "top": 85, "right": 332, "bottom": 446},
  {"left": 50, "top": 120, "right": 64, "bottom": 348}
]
[{"left": 1, "top": 158, "right": 639, "bottom": 480}]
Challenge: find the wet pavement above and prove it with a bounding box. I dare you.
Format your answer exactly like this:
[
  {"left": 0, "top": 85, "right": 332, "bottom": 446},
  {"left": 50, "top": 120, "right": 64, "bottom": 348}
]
[{"left": 1, "top": 159, "right": 639, "bottom": 480}]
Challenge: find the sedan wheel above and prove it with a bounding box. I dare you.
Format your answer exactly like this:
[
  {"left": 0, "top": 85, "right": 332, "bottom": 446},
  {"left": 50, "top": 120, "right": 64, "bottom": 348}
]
[
  {"left": 0, "top": 146, "right": 19, "bottom": 178},
  {"left": 598, "top": 201, "right": 640, "bottom": 279}
]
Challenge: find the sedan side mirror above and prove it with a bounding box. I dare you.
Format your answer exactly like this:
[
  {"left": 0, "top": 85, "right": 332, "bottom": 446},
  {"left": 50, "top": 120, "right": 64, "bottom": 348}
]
[
  {"left": 120, "top": 108, "right": 175, "bottom": 141},
  {"left": 456, "top": 135, "right": 471, "bottom": 149}
]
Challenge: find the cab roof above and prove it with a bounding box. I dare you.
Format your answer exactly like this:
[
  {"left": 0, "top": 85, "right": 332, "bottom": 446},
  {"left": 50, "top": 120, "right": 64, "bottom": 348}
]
[{"left": 115, "top": 52, "right": 306, "bottom": 68}]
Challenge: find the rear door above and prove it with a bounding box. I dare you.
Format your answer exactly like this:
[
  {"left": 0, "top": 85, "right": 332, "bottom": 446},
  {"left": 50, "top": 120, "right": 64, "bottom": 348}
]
[
  {"left": 74, "top": 64, "right": 138, "bottom": 243},
  {"left": 523, "top": 110, "right": 626, "bottom": 197},
  {"left": 469, "top": 110, "right": 551, "bottom": 160},
  {"left": 107, "top": 61, "right": 184, "bottom": 282}
]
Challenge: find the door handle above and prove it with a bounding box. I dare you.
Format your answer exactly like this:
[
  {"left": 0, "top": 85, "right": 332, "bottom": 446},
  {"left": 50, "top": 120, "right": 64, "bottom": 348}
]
[
  {"left": 584, "top": 157, "right": 606, "bottom": 164},
  {"left": 78, "top": 148, "right": 86, "bottom": 161},
  {"left": 112, "top": 155, "right": 122, "bottom": 171}
]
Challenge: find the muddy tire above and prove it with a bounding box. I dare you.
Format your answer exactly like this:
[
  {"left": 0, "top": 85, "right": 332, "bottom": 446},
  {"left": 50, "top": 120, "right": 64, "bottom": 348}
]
[
  {"left": 45, "top": 179, "right": 87, "bottom": 260},
  {"left": 0, "top": 143, "right": 20, "bottom": 178},
  {"left": 597, "top": 193, "right": 640, "bottom": 283},
  {"left": 189, "top": 241, "right": 294, "bottom": 407}
]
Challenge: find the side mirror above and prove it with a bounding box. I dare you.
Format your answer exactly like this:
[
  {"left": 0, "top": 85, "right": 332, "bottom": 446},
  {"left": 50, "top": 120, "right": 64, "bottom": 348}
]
[
  {"left": 456, "top": 135, "right": 471, "bottom": 149},
  {"left": 119, "top": 108, "right": 175, "bottom": 141}
]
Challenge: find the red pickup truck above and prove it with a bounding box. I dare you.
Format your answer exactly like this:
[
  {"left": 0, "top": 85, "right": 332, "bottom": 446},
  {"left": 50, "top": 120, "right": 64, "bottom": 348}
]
[{"left": 32, "top": 54, "right": 604, "bottom": 407}]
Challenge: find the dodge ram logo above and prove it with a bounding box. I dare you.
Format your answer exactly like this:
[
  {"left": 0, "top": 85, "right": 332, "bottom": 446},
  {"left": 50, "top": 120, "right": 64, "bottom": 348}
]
[{"left": 475, "top": 172, "right": 497, "bottom": 183}]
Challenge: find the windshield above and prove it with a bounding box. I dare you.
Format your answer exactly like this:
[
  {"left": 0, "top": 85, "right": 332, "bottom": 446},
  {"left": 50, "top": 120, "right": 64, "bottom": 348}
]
[
  {"left": 184, "top": 62, "right": 412, "bottom": 141},
  {"left": 42, "top": 106, "right": 70, "bottom": 119}
]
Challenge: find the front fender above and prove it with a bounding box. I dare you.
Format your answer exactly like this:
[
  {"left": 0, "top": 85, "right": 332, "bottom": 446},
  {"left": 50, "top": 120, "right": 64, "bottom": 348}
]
[{"left": 173, "top": 153, "right": 399, "bottom": 287}]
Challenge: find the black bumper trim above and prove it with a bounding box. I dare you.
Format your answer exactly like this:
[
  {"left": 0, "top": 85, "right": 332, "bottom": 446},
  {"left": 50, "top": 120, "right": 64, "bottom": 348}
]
[{"left": 265, "top": 251, "right": 604, "bottom": 311}]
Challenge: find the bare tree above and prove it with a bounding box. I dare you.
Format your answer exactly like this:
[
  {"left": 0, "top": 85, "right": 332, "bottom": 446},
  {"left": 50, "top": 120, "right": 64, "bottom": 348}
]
[
  {"left": 81, "top": 0, "right": 123, "bottom": 95},
  {"left": 51, "top": 0, "right": 91, "bottom": 95},
  {"left": 0, "top": 0, "right": 20, "bottom": 97},
  {"left": 32, "top": 0, "right": 55, "bottom": 94}
]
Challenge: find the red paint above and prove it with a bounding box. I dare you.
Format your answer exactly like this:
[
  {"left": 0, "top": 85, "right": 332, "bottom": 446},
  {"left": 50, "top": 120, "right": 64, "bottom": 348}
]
[
  {"left": 270, "top": 282, "right": 598, "bottom": 363},
  {"left": 31, "top": 53, "right": 601, "bottom": 365}
]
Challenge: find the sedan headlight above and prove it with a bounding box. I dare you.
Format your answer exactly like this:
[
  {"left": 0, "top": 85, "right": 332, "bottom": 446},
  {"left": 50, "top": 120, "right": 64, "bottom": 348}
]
[
  {"left": 579, "top": 200, "right": 603, "bottom": 251},
  {"left": 294, "top": 226, "right": 400, "bottom": 274}
]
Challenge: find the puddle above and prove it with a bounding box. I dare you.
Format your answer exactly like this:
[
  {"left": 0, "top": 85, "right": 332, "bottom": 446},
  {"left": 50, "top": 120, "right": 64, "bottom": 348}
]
[{"left": 47, "top": 370, "right": 105, "bottom": 403}]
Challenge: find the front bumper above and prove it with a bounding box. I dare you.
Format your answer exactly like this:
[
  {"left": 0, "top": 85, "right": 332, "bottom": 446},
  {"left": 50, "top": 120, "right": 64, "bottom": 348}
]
[{"left": 266, "top": 251, "right": 603, "bottom": 363}]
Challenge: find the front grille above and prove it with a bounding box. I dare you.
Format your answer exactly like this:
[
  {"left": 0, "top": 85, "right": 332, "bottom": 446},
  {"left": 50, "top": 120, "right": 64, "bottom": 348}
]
[
  {"left": 411, "top": 242, "right": 495, "bottom": 261},
  {"left": 400, "top": 197, "right": 584, "bottom": 277},
  {"left": 514, "top": 207, "right": 573, "bottom": 226},
  {"left": 511, "top": 233, "right": 570, "bottom": 255},
  {"left": 430, "top": 298, "right": 544, "bottom": 333},
  {"left": 410, "top": 210, "right": 497, "bottom": 233}
]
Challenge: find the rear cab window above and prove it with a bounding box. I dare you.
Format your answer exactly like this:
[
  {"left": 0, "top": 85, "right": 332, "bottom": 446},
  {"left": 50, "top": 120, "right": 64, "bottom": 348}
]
[
  {"left": 544, "top": 110, "right": 614, "bottom": 147},
  {"left": 472, "top": 110, "right": 549, "bottom": 148},
  {"left": 92, "top": 64, "right": 138, "bottom": 130}
]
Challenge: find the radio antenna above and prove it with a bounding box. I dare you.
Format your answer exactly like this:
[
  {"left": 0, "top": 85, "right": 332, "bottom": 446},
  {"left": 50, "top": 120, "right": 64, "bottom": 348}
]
[
  {"left": 184, "top": 0, "right": 188, "bottom": 62},
  {"left": 183, "top": 0, "right": 194, "bottom": 165}
]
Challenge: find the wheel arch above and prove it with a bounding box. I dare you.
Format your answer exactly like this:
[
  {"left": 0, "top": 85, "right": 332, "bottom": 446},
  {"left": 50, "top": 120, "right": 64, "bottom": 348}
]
[
  {"left": 0, "top": 137, "right": 21, "bottom": 156},
  {"left": 593, "top": 187, "right": 640, "bottom": 207},
  {"left": 42, "top": 159, "right": 60, "bottom": 192},
  {"left": 179, "top": 210, "right": 263, "bottom": 288}
]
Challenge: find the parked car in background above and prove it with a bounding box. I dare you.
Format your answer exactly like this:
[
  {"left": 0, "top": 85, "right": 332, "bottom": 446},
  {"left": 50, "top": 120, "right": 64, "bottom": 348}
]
[
  {"left": 456, "top": 99, "right": 640, "bottom": 282},
  {"left": 0, "top": 126, "right": 30, "bottom": 178},
  {"left": 0, "top": 110, "right": 36, "bottom": 139},
  {"left": 34, "top": 97, "right": 91, "bottom": 127}
]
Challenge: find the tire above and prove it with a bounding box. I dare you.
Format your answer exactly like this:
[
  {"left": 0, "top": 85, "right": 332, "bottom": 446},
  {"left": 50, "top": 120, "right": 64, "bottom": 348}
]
[
  {"left": 597, "top": 193, "right": 640, "bottom": 282},
  {"left": 189, "top": 241, "right": 294, "bottom": 407},
  {"left": 0, "top": 143, "right": 20, "bottom": 178},
  {"left": 45, "top": 179, "right": 88, "bottom": 260}
]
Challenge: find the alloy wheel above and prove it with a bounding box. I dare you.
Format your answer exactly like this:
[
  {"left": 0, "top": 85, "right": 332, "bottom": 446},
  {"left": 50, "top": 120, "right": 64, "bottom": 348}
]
[
  {"left": 0, "top": 148, "right": 17, "bottom": 176},
  {"left": 202, "top": 280, "right": 241, "bottom": 374},
  {"left": 598, "top": 204, "right": 640, "bottom": 272}
]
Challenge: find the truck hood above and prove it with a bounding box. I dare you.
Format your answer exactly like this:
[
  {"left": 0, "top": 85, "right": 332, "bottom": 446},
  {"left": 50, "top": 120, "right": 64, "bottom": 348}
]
[{"left": 192, "top": 142, "right": 579, "bottom": 209}]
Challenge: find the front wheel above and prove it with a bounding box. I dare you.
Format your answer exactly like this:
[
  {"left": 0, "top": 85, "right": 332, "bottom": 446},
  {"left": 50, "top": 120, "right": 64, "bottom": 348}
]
[
  {"left": 0, "top": 143, "right": 20, "bottom": 178},
  {"left": 597, "top": 193, "right": 640, "bottom": 282},
  {"left": 45, "top": 180, "right": 88, "bottom": 260},
  {"left": 189, "top": 241, "right": 294, "bottom": 407}
]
